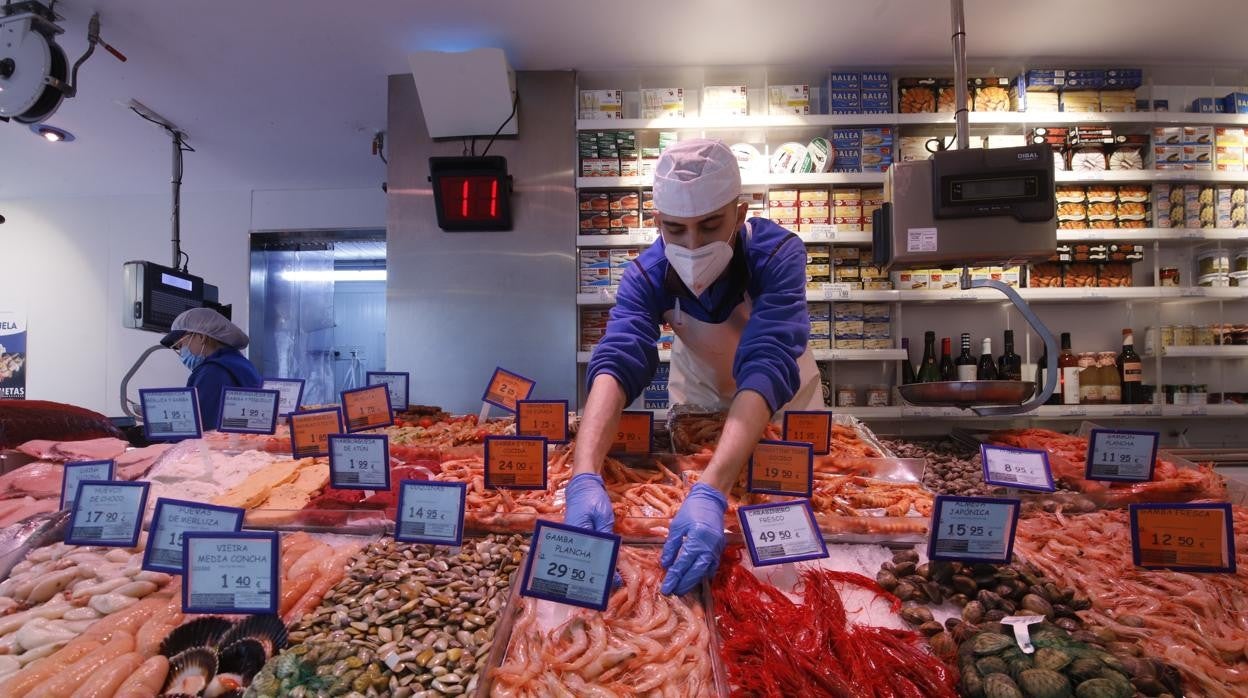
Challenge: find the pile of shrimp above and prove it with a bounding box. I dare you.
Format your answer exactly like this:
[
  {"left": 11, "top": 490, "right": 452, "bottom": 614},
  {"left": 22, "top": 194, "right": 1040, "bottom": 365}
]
[
  {"left": 670, "top": 412, "right": 784, "bottom": 456},
  {"left": 673, "top": 414, "right": 887, "bottom": 478},
  {"left": 549, "top": 445, "right": 688, "bottom": 538},
  {"left": 712, "top": 546, "right": 958, "bottom": 697},
  {"left": 992, "top": 428, "right": 1226, "bottom": 506},
  {"left": 433, "top": 457, "right": 563, "bottom": 533},
  {"left": 491, "top": 546, "right": 714, "bottom": 697},
  {"left": 1016, "top": 507, "right": 1248, "bottom": 698}
]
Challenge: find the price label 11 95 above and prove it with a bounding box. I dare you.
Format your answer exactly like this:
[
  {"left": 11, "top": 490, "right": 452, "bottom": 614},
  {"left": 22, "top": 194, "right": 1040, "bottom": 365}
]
[
  {"left": 396, "top": 480, "right": 466, "bottom": 546},
  {"left": 747, "top": 440, "right": 814, "bottom": 498},
  {"left": 367, "top": 371, "right": 410, "bottom": 411},
  {"left": 1085, "top": 429, "right": 1158, "bottom": 482},
  {"left": 140, "top": 388, "right": 202, "bottom": 441},
  {"left": 783, "top": 411, "right": 832, "bottom": 455},
  {"left": 980, "top": 445, "right": 1055, "bottom": 492},
  {"left": 484, "top": 436, "right": 547, "bottom": 490},
  {"left": 340, "top": 384, "right": 394, "bottom": 432},
  {"left": 516, "top": 399, "right": 569, "bottom": 444},
  {"left": 609, "top": 411, "right": 653, "bottom": 455},
  {"left": 481, "top": 367, "right": 536, "bottom": 413},
  {"left": 928, "top": 495, "right": 1021, "bottom": 564},
  {"left": 1130, "top": 502, "right": 1236, "bottom": 573},
  {"left": 142, "top": 498, "right": 244, "bottom": 574},
  {"left": 738, "top": 500, "right": 828, "bottom": 567},
  {"left": 289, "top": 407, "right": 342, "bottom": 458},
  {"left": 66, "top": 481, "right": 149, "bottom": 548},
  {"left": 262, "top": 378, "right": 305, "bottom": 416},
  {"left": 217, "top": 387, "right": 281, "bottom": 435},
  {"left": 521, "top": 520, "right": 621, "bottom": 611},
  {"left": 61, "top": 459, "right": 115, "bottom": 510},
  {"left": 183, "top": 531, "right": 279, "bottom": 614},
  {"left": 329, "top": 434, "right": 390, "bottom": 490}
]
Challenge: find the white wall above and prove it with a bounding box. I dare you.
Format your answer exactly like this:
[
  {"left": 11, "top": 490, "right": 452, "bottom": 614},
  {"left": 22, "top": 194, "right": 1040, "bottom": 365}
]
[{"left": 0, "top": 188, "right": 384, "bottom": 416}]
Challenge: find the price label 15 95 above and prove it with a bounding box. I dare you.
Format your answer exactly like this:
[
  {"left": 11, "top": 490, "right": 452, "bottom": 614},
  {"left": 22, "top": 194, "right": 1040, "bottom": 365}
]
[
  {"left": 396, "top": 480, "right": 466, "bottom": 546},
  {"left": 142, "top": 498, "right": 244, "bottom": 574},
  {"left": 516, "top": 400, "right": 569, "bottom": 443},
  {"left": 140, "top": 388, "right": 202, "bottom": 441},
  {"left": 288, "top": 407, "right": 342, "bottom": 459},
  {"left": 340, "top": 384, "right": 394, "bottom": 433},
  {"left": 66, "top": 481, "right": 149, "bottom": 548},
  {"left": 928, "top": 495, "right": 1021, "bottom": 564},
  {"left": 747, "top": 440, "right": 814, "bottom": 498},
  {"left": 1085, "top": 429, "right": 1158, "bottom": 482},
  {"left": 1130, "top": 502, "right": 1236, "bottom": 573},
  {"left": 481, "top": 367, "right": 536, "bottom": 413},
  {"left": 739, "top": 500, "right": 828, "bottom": 567},
  {"left": 183, "top": 531, "right": 279, "bottom": 615},
  {"left": 521, "top": 520, "right": 621, "bottom": 611},
  {"left": 484, "top": 436, "right": 547, "bottom": 490},
  {"left": 609, "top": 411, "right": 653, "bottom": 455},
  {"left": 329, "top": 434, "right": 390, "bottom": 490},
  {"left": 783, "top": 411, "right": 832, "bottom": 455},
  {"left": 980, "top": 445, "right": 1055, "bottom": 492}
]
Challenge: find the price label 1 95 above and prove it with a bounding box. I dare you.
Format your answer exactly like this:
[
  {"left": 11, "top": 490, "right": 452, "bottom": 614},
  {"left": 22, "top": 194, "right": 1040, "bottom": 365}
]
[
  {"left": 516, "top": 399, "right": 569, "bottom": 444},
  {"left": 521, "top": 520, "right": 621, "bottom": 611},
  {"left": 217, "top": 387, "right": 281, "bottom": 435},
  {"left": 329, "top": 434, "right": 390, "bottom": 490},
  {"left": 340, "top": 384, "right": 394, "bottom": 432},
  {"left": 1130, "top": 502, "right": 1236, "bottom": 573},
  {"left": 262, "top": 378, "right": 305, "bottom": 416},
  {"left": 980, "top": 445, "right": 1055, "bottom": 492},
  {"left": 142, "top": 498, "right": 244, "bottom": 574},
  {"left": 396, "top": 480, "right": 466, "bottom": 546},
  {"left": 739, "top": 500, "right": 828, "bottom": 567},
  {"left": 1085, "top": 429, "right": 1158, "bottom": 482},
  {"left": 61, "top": 459, "right": 115, "bottom": 510},
  {"left": 783, "top": 411, "right": 832, "bottom": 455},
  {"left": 183, "top": 531, "right": 279, "bottom": 615},
  {"left": 484, "top": 436, "right": 547, "bottom": 490},
  {"left": 609, "top": 411, "right": 653, "bottom": 455},
  {"left": 289, "top": 407, "right": 343, "bottom": 459},
  {"left": 66, "top": 481, "right": 149, "bottom": 548},
  {"left": 928, "top": 495, "right": 1021, "bottom": 564},
  {"left": 140, "top": 388, "right": 202, "bottom": 441},
  {"left": 747, "top": 440, "right": 814, "bottom": 498},
  {"left": 481, "top": 367, "right": 536, "bottom": 413},
  {"left": 366, "top": 371, "right": 410, "bottom": 411}
]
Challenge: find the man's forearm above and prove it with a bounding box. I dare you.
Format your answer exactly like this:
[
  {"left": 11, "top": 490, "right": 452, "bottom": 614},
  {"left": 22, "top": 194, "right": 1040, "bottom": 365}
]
[
  {"left": 572, "top": 374, "right": 629, "bottom": 476},
  {"left": 698, "top": 390, "right": 771, "bottom": 494}
]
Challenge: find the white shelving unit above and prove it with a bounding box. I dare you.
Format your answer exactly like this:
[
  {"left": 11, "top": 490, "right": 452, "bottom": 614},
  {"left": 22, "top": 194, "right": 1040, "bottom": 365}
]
[
  {"left": 1147, "top": 345, "right": 1248, "bottom": 359},
  {"left": 838, "top": 402, "right": 1248, "bottom": 420},
  {"left": 575, "top": 348, "right": 907, "bottom": 363},
  {"left": 578, "top": 287, "right": 1248, "bottom": 306}
]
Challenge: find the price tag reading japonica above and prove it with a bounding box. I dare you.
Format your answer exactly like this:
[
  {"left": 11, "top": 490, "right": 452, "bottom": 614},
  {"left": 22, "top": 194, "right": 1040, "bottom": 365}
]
[
  {"left": 1130, "top": 502, "right": 1236, "bottom": 573},
  {"left": 928, "top": 495, "right": 1021, "bottom": 564},
  {"left": 516, "top": 399, "right": 569, "bottom": 444},
  {"left": 1086, "top": 429, "right": 1158, "bottom": 482},
  {"left": 747, "top": 440, "right": 814, "bottom": 497},
  {"left": 140, "top": 388, "right": 202, "bottom": 441},
  {"left": 521, "top": 520, "right": 621, "bottom": 611},
  {"left": 66, "top": 481, "right": 149, "bottom": 548},
  {"left": 61, "top": 460, "right": 115, "bottom": 510},
  {"left": 288, "top": 407, "right": 342, "bottom": 459},
  {"left": 262, "top": 378, "right": 305, "bottom": 416},
  {"left": 217, "top": 387, "right": 280, "bottom": 435},
  {"left": 340, "top": 384, "right": 394, "bottom": 432},
  {"left": 183, "top": 531, "right": 279, "bottom": 615},
  {"left": 980, "top": 445, "right": 1055, "bottom": 492},
  {"left": 142, "top": 498, "right": 244, "bottom": 574},
  {"left": 367, "top": 372, "right": 410, "bottom": 411},
  {"left": 783, "top": 411, "right": 832, "bottom": 455},
  {"left": 739, "top": 500, "right": 828, "bottom": 567},
  {"left": 396, "top": 480, "right": 466, "bottom": 546},
  {"left": 329, "top": 435, "right": 390, "bottom": 490},
  {"left": 481, "top": 367, "right": 536, "bottom": 413}
]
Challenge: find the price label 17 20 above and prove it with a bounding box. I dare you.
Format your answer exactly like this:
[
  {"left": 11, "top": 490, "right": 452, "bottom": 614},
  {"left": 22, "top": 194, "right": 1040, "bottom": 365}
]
[
  {"left": 738, "top": 500, "right": 828, "bottom": 567},
  {"left": 142, "top": 498, "right": 244, "bottom": 574},
  {"left": 329, "top": 434, "right": 390, "bottom": 490},
  {"left": 66, "top": 481, "right": 149, "bottom": 548},
  {"left": 516, "top": 399, "right": 569, "bottom": 443},
  {"left": 288, "top": 407, "right": 342, "bottom": 459},
  {"left": 1085, "top": 429, "right": 1158, "bottom": 482},
  {"left": 396, "top": 480, "right": 466, "bottom": 547},
  {"left": 140, "top": 388, "right": 202, "bottom": 441},
  {"left": 182, "top": 531, "right": 279, "bottom": 615},
  {"left": 980, "top": 445, "right": 1055, "bottom": 492},
  {"left": 340, "top": 384, "right": 394, "bottom": 433},
  {"left": 1130, "top": 502, "right": 1236, "bottom": 573},
  {"left": 481, "top": 367, "right": 536, "bottom": 413},
  {"left": 783, "top": 411, "right": 831, "bottom": 455},
  {"left": 484, "top": 436, "right": 548, "bottom": 490},
  {"left": 747, "top": 440, "right": 814, "bottom": 498},
  {"left": 928, "top": 495, "right": 1021, "bottom": 564},
  {"left": 609, "top": 411, "right": 653, "bottom": 455},
  {"left": 521, "top": 520, "right": 621, "bottom": 611}
]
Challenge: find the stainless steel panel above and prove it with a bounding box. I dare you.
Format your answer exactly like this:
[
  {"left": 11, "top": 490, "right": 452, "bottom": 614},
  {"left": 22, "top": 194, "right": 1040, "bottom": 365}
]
[{"left": 386, "top": 71, "right": 576, "bottom": 413}]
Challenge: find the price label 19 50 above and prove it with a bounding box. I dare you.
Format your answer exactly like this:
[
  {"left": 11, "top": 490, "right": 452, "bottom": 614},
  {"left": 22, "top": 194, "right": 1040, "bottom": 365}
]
[
  {"left": 609, "top": 411, "right": 653, "bottom": 455},
  {"left": 329, "top": 434, "right": 390, "bottom": 490},
  {"left": 289, "top": 407, "right": 342, "bottom": 459},
  {"left": 980, "top": 445, "right": 1055, "bottom": 492},
  {"left": 66, "top": 481, "right": 149, "bottom": 548},
  {"left": 60, "top": 459, "right": 115, "bottom": 510},
  {"left": 928, "top": 495, "right": 1021, "bottom": 564},
  {"left": 747, "top": 440, "right": 814, "bottom": 498},
  {"left": 340, "top": 384, "right": 394, "bottom": 432},
  {"left": 396, "top": 480, "right": 466, "bottom": 546},
  {"left": 183, "top": 531, "right": 279, "bottom": 615},
  {"left": 783, "top": 411, "right": 832, "bottom": 455},
  {"left": 738, "top": 500, "right": 828, "bottom": 567},
  {"left": 1085, "top": 429, "right": 1158, "bottom": 482},
  {"left": 262, "top": 378, "right": 305, "bottom": 416},
  {"left": 484, "top": 436, "right": 548, "bottom": 490},
  {"left": 142, "top": 498, "right": 244, "bottom": 574},
  {"left": 481, "top": 367, "right": 536, "bottom": 413},
  {"left": 1130, "top": 502, "right": 1236, "bottom": 573},
  {"left": 366, "top": 372, "right": 410, "bottom": 411},
  {"left": 521, "top": 520, "right": 621, "bottom": 611},
  {"left": 516, "top": 399, "right": 569, "bottom": 444},
  {"left": 140, "top": 388, "right": 202, "bottom": 441}
]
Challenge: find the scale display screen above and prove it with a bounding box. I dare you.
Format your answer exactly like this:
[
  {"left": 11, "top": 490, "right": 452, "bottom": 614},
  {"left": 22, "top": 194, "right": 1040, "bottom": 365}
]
[
  {"left": 122, "top": 261, "right": 205, "bottom": 333},
  {"left": 951, "top": 176, "right": 1037, "bottom": 202}
]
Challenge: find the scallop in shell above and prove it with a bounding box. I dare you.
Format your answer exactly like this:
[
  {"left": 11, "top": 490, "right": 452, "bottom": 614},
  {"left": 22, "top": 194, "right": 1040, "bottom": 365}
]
[
  {"left": 163, "top": 647, "right": 218, "bottom": 695},
  {"left": 218, "top": 614, "right": 288, "bottom": 657},
  {"left": 160, "top": 616, "right": 233, "bottom": 657}
]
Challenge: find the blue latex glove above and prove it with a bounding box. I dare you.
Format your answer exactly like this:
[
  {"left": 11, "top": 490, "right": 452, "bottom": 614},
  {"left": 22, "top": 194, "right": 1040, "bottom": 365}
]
[
  {"left": 660, "top": 483, "right": 728, "bottom": 596},
  {"left": 563, "top": 473, "right": 614, "bottom": 534}
]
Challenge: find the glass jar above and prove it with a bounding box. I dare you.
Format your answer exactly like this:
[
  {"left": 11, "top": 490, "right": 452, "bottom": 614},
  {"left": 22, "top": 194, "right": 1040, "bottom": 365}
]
[
  {"left": 1078, "top": 352, "right": 1102, "bottom": 404},
  {"left": 1175, "top": 325, "right": 1195, "bottom": 346},
  {"left": 1197, "top": 250, "right": 1230, "bottom": 276},
  {"left": 1233, "top": 325, "right": 1248, "bottom": 346},
  {"left": 1190, "top": 384, "right": 1208, "bottom": 405},
  {"left": 836, "top": 386, "right": 858, "bottom": 407},
  {"left": 865, "top": 384, "right": 889, "bottom": 407},
  {"left": 1173, "top": 385, "right": 1190, "bottom": 406},
  {"left": 1160, "top": 325, "right": 1175, "bottom": 347},
  {"left": 1159, "top": 267, "right": 1180, "bottom": 286},
  {"left": 1097, "top": 352, "right": 1122, "bottom": 404},
  {"left": 1195, "top": 325, "right": 1216, "bottom": 346}
]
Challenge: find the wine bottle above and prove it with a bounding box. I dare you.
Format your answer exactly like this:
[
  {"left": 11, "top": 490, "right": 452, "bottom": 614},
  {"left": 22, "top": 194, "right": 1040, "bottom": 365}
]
[
  {"left": 997, "top": 330, "right": 1022, "bottom": 381},
  {"left": 918, "top": 331, "right": 942, "bottom": 383},
  {"left": 901, "top": 337, "right": 917, "bottom": 385},
  {"left": 1037, "top": 338, "right": 1053, "bottom": 403},
  {"left": 955, "top": 333, "right": 976, "bottom": 381},
  {"left": 1117, "top": 328, "right": 1144, "bottom": 404},
  {"left": 939, "top": 337, "right": 955, "bottom": 381},
  {"left": 977, "top": 338, "right": 998, "bottom": 380},
  {"left": 1058, "top": 332, "right": 1080, "bottom": 405}
]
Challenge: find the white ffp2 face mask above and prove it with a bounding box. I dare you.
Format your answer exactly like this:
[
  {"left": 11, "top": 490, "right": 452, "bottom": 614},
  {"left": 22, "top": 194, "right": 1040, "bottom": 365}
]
[{"left": 664, "top": 239, "right": 734, "bottom": 295}]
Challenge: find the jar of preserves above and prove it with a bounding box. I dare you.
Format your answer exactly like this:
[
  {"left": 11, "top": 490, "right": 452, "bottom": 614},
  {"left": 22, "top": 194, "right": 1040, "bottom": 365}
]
[
  {"left": 1097, "top": 352, "right": 1122, "bottom": 404},
  {"left": 1078, "top": 352, "right": 1102, "bottom": 404},
  {"left": 1160, "top": 325, "right": 1175, "bottom": 347},
  {"left": 865, "top": 385, "right": 889, "bottom": 407},
  {"left": 1159, "top": 267, "right": 1180, "bottom": 286},
  {"left": 1195, "top": 325, "right": 1216, "bottom": 346},
  {"left": 1190, "top": 385, "right": 1208, "bottom": 405},
  {"left": 1175, "top": 325, "right": 1195, "bottom": 346},
  {"left": 836, "top": 386, "right": 858, "bottom": 407}
]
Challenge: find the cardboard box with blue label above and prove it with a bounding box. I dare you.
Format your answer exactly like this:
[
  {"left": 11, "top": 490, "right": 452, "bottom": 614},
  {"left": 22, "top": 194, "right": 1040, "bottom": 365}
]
[
  {"left": 1193, "top": 98, "right": 1225, "bottom": 114},
  {"left": 1222, "top": 93, "right": 1248, "bottom": 114},
  {"left": 829, "top": 72, "right": 862, "bottom": 89},
  {"left": 861, "top": 72, "right": 891, "bottom": 90},
  {"left": 829, "top": 90, "right": 863, "bottom": 109}
]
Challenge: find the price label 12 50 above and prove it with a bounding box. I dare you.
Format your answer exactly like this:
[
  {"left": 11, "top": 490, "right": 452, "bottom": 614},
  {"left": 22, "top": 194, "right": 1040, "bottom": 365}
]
[
  {"left": 738, "top": 500, "right": 828, "bottom": 567},
  {"left": 1130, "top": 502, "right": 1236, "bottom": 573},
  {"left": 521, "top": 520, "right": 621, "bottom": 611},
  {"left": 928, "top": 495, "right": 1021, "bottom": 564}
]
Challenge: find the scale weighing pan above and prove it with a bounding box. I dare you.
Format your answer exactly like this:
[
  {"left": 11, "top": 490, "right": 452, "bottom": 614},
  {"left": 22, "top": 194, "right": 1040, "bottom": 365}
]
[{"left": 897, "top": 380, "right": 1036, "bottom": 408}]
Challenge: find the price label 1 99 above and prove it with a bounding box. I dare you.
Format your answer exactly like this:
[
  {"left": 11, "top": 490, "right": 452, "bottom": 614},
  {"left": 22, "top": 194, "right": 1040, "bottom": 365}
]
[
  {"left": 329, "top": 435, "right": 390, "bottom": 490},
  {"left": 66, "top": 481, "right": 149, "bottom": 548},
  {"left": 980, "top": 445, "right": 1055, "bottom": 492},
  {"left": 516, "top": 399, "right": 569, "bottom": 444},
  {"left": 396, "top": 480, "right": 466, "bottom": 546},
  {"left": 1129, "top": 502, "right": 1236, "bottom": 573},
  {"left": 340, "top": 384, "right": 394, "bottom": 432},
  {"left": 366, "top": 371, "right": 410, "bottom": 411},
  {"left": 217, "top": 387, "right": 281, "bottom": 435},
  {"left": 1085, "top": 429, "right": 1158, "bottom": 482},
  {"left": 262, "top": 378, "right": 305, "bottom": 416},
  {"left": 481, "top": 367, "right": 536, "bottom": 413},
  {"left": 928, "top": 495, "right": 1021, "bottom": 564},
  {"left": 782, "top": 411, "right": 832, "bottom": 455},
  {"left": 140, "top": 388, "right": 202, "bottom": 441},
  {"left": 484, "top": 436, "right": 547, "bottom": 490},
  {"left": 61, "top": 459, "right": 115, "bottom": 510},
  {"left": 521, "top": 520, "right": 621, "bottom": 611},
  {"left": 142, "top": 498, "right": 244, "bottom": 574},
  {"left": 609, "top": 411, "right": 653, "bottom": 455},
  {"left": 747, "top": 440, "right": 814, "bottom": 498},
  {"left": 738, "top": 500, "right": 828, "bottom": 567},
  {"left": 288, "top": 408, "right": 343, "bottom": 459},
  {"left": 182, "top": 531, "right": 279, "bottom": 615}
]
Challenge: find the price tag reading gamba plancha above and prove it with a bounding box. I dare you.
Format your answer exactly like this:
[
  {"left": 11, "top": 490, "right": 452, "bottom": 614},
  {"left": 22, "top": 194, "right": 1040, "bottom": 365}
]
[{"left": 521, "top": 521, "right": 620, "bottom": 611}]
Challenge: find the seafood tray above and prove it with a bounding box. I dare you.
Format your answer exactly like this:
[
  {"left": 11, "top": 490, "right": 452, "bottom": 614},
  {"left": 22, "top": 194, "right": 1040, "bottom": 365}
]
[{"left": 669, "top": 407, "right": 894, "bottom": 459}]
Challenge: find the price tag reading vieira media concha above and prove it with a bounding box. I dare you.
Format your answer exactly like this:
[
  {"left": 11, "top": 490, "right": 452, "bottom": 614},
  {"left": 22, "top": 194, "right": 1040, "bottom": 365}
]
[
  {"left": 340, "top": 384, "right": 394, "bottom": 432},
  {"left": 288, "top": 407, "right": 342, "bottom": 459},
  {"left": 396, "top": 480, "right": 466, "bottom": 547},
  {"left": 516, "top": 399, "right": 569, "bottom": 444},
  {"left": 263, "top": 378, "right": 305, "bottom": 416},
  {"left": 484, "top": 436, "right": 547, "bottom": 490},
  {"left": 142, "top": 498, "right": 245, "bottom": 574},
  {"left": 980, "top": 445, "right": 1055, "bottom": 492},
  {"left": 60, "top": 460, "right": 114, "bottom": 510},
  {"left": 66, "top": 481, "right": 149, "bottom": 548},
  {"left": 183, "top": 531, "right": 279, "bottom": 615},
  {"left": 481, "top": 367, "right": 536, "bottom": 413},
  {"left": 783, "top": 410, "right": 832, "bottom": 455},
  {"left": 329, "top": 434, "right": 390, "bottom": 490},
  {"left": 1130, "top": 502, "right": 1236, "bottom": 573},
  {"left": 140, "top": 387, "right": 202, "bottom": 441},
  {"left": 217, "top": 387, "right": 281, "bottom": 434},
  {"left": 1085, "top": 429, "right": 1159, "bottom": 482},
  {"left": 738, "top": 500, "right": 828, "bottom": 567},
  {"left": 609, "top": 411, "right": 653, "bottom": 455},
  {"left": 747, "top": 440, "right": 814, "bottom": 498},
  {"left": 927, "top": 495, "right": 1021, "bottom": 564},
  {"left": 521, "top": 520, "right": 621, "bottom": 612}
]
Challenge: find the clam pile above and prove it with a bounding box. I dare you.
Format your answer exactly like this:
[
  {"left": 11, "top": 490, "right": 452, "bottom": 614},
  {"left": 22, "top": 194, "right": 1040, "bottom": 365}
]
[{"left": 160, "top": 615, "right": 287, "bottom": 697}]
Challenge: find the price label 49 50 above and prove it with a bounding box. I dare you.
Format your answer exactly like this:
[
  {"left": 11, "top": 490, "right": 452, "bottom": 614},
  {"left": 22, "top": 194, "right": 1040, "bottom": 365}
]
[
  {"left": 738, "top": 500, "right": 828, "bottom": 567},
  {"left": 927, "top": 495, "right": 1021, "bottom": 564}
]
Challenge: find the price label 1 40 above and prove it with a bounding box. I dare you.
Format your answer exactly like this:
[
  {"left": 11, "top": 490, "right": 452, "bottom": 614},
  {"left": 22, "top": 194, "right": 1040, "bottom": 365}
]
[
  {"left": 927, "top": 495, "right": 1021, "bottom": 564},
  {"left": 1130, "top": 502, "right": 1236, "bottom": 573},
  {"left": 182, "top": 531, "right": 279, "bottom": 615},
  {"left": 396, "top": 480, "right": 466, "bottom": 547},
  {"left": 329, "top": 435, "right": 390, "bottom": 490},
  {"left": 142, "top": 498, "right": 244, "bottom": 574},
  {"left": 521, "top": 520, "right": 621, "bottom": 611},
  {"left": 1085, "top": 429, "right": 1158, "bottom": 482},
  {"left": 980, "top": 445, "right": 1055, "bottom": 492}
]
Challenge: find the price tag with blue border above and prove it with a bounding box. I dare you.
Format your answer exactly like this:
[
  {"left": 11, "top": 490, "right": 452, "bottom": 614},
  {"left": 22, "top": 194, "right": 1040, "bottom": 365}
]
[
  {"left": 218, "top": 387, "right": 280, "bottom": 434},
  {"left": 341, "top": 384, "right": 394, "bottom": 432},
  {"left": 140, "top": 388, "right": 202, "bottom": 441},
  {"left": 481, "top": 366, "right": 536, "bottom": 413},
  {"left": 367, "top": 371, "right": 410, "bottom": 411},
  {"left": 263, "top": 378, "right": 305, "bottom": 416},
  {"left": 928, "top": 495, "right": 1021, "bottom": 564},
  {"left": 329, "top": 434, "right": 390, "bottom": 490},
  {"left": 738, "top": 500, "right": 828, "bottom": 567},
  {"left": 289, "top": 407, "right": 342, "bottom": 459},
  {"left": 521, "top": 520, "right": 620, "bottom": 611},
  {"left": 66, "top": 481, "right": 148, "bottom": 547},
  {"left": 60, "top": 460, "right": 115, "bottom": 510},
  {"left": 1086, "top": 429, "right": 1158, "bottom": 482},
  {"left": 395, "top": 480, "right": 466, "bottom": 546},
  {"left": 1129, "top": 502, "right": 1236, "bottom": 573},
  {"left": 516, "top": 399, "right": 569, "bottom": 444},
  {"left": 484, "top": 436, "right": 548, "bottom": 490},
  {"left": 747, "top": 440, "right": 814, "bottom": 498},
  {"left": 783, "top": 411, "right": 831, "bottom": 455},
  {"left": 610, "top": 411, "right": 653, "bottom": 455},
  {"left": 182, "top": 531, "right": 279, "bottom": 615},
  {"left": 980, "top": 445, "right": 1055, "bottom": 492},
  {"left": 142, "top": 498, "right": 244, "bottom": 574}
]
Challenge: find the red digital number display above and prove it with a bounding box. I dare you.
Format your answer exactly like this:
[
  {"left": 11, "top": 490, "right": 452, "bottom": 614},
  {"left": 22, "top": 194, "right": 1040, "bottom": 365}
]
[{"left": 439, "top": 175, "right": 503, "bottom": 222}]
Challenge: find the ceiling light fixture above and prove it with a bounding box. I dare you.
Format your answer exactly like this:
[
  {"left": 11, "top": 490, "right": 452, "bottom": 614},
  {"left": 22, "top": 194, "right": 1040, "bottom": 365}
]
[
  {"left": 279, "top": 269, "right": 387, "bottom": 282},
  {"left": 29, "top": 123, "right": 73, "bottom": 142}
]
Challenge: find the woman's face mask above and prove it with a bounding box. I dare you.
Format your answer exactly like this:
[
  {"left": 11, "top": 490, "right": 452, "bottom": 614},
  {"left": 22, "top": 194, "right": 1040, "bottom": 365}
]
[{"left": 177, "top": 335, "right": 206, "bottom": 371}]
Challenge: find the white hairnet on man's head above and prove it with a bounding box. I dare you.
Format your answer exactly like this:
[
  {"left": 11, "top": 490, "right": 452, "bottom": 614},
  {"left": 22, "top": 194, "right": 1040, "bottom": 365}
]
[
  {"left": 652, "top": 138, "right": 742, "bottom": 218},
  {"left": 161, "top": 308, "right": 249, "bottom": 349}
]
